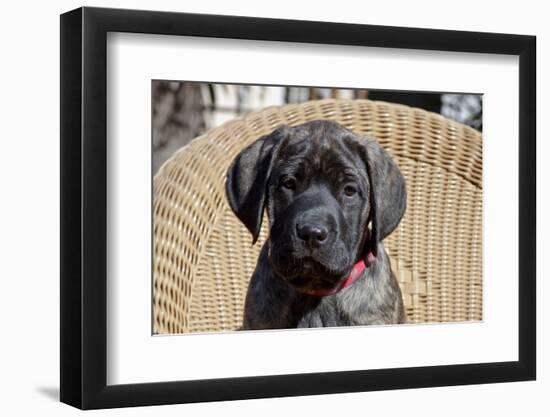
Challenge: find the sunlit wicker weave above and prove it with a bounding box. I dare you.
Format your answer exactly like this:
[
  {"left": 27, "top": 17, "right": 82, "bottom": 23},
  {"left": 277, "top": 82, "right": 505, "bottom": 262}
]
[{"left": 153, "top": 99, "right": 482, "bottom": 334}]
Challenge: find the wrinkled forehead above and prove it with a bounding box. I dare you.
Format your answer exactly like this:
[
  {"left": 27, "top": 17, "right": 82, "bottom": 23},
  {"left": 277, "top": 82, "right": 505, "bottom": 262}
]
[{"left": 274, "top": 123, "right": 367, "bottom": 177}]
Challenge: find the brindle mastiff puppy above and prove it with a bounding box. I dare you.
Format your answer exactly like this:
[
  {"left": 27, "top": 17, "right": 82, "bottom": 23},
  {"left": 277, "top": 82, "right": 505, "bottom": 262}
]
[{"left": 225, "top": 120, "right": 406, "bottom": 330}]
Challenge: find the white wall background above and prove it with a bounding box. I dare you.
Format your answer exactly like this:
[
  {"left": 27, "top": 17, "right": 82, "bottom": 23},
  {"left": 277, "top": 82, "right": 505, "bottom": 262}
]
[{"left": 0, "top": 0, "right": 545, "bottom": 415}]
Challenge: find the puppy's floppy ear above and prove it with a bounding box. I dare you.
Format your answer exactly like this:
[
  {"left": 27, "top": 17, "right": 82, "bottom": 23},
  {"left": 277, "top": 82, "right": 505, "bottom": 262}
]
[
  {"left": 225, "top": 126, "right": 288, "bottom": 243},
  {"left": 361, "top": 137, "right": 407, "bottom": 255}
]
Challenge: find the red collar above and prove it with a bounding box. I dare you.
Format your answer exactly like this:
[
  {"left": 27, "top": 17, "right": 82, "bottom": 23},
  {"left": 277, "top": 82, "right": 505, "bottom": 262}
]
[{"left": 302, "top": 251, "right": 376, "bottom": 297}]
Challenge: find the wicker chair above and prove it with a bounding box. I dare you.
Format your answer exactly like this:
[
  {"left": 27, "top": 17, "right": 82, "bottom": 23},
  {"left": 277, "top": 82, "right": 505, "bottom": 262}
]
[{"left": 153, "top": 99, "right": 482, "bottom": 334}]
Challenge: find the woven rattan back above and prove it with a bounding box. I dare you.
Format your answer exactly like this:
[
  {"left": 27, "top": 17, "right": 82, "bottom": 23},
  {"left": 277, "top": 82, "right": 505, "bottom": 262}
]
[{"left": 153, "top": 99, "right": 482, "bottom": 334}]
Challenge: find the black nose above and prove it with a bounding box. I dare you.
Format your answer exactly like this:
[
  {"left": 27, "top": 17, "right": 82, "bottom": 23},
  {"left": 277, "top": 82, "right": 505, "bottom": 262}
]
[{"left": 296, "top": 223, "right": 329, "bottom": 247}]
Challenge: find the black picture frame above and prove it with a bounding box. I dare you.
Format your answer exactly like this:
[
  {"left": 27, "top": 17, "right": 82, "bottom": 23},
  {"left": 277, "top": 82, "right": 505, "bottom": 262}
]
[{"left": 60, "top": 6, "right": 536, "bottom": 410}]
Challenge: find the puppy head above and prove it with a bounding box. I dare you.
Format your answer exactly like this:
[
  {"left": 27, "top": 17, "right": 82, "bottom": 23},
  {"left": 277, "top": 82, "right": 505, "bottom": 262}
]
[{"left": 225, "top": 120, "right": 406, "bottom": 292}]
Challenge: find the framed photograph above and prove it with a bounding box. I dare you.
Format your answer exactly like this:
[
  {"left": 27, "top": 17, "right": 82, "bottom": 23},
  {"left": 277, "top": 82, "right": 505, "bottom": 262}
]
[{"left": 60, "top": 6, "right": 536, "bottom": 410}]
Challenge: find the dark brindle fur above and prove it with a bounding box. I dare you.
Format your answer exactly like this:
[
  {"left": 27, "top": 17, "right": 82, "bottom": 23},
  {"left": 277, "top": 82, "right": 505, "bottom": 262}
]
[{"left": 225, "top": 120, "right": 407, "bottom": 329}]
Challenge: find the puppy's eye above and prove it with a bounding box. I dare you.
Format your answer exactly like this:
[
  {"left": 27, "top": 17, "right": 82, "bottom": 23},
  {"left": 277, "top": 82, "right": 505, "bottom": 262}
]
[
  {"left": 344, "top": 184, "right": 358, "bottom": 197},
  {"left": 281, "top": 177, "right": 296, "bottom": 190}
]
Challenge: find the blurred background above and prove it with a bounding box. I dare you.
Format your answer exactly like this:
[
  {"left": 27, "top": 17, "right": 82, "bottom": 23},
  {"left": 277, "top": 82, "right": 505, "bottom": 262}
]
[{"left": 152, "top": 81, "right": 482, "bottom": 174}]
